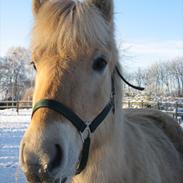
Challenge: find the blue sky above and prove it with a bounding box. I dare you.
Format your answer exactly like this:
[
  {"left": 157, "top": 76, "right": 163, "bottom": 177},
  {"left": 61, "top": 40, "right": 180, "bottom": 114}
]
[{"left": 0, "top": 0, "right": 183, "bottom": 70}]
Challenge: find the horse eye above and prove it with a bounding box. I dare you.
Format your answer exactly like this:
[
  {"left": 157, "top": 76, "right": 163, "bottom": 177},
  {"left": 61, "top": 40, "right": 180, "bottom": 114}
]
[
  {"left": 30, "top": 61, "right": 37, "bottom": 71},
  {"left": 93, "top": 57, "right": 107, "bottom": 72}
]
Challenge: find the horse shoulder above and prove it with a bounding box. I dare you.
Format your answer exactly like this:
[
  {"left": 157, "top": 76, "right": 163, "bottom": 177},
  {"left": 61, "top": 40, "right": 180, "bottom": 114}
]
[
  {"left": 122, "top": 109, "right": 183, "bottom": 183},
  {"left": 124, "top": 108, "right": 183, "bottom": 157}
]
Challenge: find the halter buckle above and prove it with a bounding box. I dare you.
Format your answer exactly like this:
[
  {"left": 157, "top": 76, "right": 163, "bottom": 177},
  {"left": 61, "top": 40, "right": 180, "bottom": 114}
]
[{"left": 80, "top": 124, "right": 91, "bottom": 143}]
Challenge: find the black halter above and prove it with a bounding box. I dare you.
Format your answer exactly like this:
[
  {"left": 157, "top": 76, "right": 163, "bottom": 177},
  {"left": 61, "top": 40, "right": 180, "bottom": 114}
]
[
  {"left": 31, "top": 66, "right": 144, "bottom": 175},
  {"left": 32, "top": 77, "right": 115, "bottom": 174}
]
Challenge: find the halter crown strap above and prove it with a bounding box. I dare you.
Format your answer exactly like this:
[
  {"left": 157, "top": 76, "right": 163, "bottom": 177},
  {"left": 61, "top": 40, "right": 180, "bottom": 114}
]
[{"left": 115, "top": 66, "right": 145, "bottom": 91}]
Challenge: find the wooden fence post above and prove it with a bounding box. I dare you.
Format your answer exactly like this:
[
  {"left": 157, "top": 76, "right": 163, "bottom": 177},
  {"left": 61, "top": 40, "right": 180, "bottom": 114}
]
[
  {"left": 128, "top": 101, "right": 130, "bottom": 108},
  {"left": 175, "top": 101, "right": 178, "bottom": 119},
  {"left": 141, "top": 100, "right": 144, "bottom": 108},
  {"left": 16, "top": 101, "right": 19, "bottom": 113},
  {"left": 157, "top": 102, "right": 160, "bottom": 110}
]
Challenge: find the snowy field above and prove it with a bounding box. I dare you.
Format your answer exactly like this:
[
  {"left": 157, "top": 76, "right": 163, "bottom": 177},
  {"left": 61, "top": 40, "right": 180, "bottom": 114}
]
[
  {"left": 0, "top": 109, "right": 183, "bottom": 183},
  {"left": 0, "top": 109, "right": 31, "bottom": 183}
]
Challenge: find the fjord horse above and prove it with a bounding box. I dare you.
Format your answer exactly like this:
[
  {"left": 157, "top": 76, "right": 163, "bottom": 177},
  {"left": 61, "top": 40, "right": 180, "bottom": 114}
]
[{"left": 20, "top": 0, "right": 183, "bottom": 182}]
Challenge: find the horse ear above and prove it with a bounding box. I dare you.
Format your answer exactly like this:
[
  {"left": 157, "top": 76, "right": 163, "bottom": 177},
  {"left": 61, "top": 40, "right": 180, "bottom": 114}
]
[
  {"left": 32, "top": 0, "right": 48, "bottom": 16},
  {"left": 87, "top": 0, "right": 114, "bottom": 21}
]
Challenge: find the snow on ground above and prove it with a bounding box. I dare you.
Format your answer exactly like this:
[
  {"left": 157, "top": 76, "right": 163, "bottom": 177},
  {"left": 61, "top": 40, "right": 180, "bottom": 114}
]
[
  {"left": 0, "top": 109, "right": 31, "bottom": 183},
  {"left": 0, "top": 109, "right": 182, "bottom": 183}
]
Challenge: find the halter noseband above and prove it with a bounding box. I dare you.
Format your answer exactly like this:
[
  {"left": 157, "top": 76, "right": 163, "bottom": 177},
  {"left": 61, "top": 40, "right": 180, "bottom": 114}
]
[{"left": 31, "top": 67, "right": 144, "bottom": 175}]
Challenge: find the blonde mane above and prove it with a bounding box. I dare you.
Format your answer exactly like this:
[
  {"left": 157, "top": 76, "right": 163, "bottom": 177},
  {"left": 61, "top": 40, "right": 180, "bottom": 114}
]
[{"left": 32, "top": 0, "right": 113, "bottom": 58}]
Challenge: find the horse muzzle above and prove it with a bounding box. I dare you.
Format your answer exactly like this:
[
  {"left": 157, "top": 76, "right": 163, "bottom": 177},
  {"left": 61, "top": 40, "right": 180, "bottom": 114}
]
[{"left": 20, "top": 139, "right": 65, "bottom": 183}]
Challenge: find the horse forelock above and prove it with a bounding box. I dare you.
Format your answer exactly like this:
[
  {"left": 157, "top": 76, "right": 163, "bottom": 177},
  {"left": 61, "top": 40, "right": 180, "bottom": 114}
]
[{"left": 31, "top": 0, "right": 113, "bottom": 59}]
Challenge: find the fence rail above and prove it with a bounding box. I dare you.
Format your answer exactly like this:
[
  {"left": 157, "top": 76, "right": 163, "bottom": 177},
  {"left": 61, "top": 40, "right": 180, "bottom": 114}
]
[
  {"left": 0, "top": 101, "right": 32, "bottom": 112},
  {"left": 0, "top": 100, "right": 182, "bottom": 123}
]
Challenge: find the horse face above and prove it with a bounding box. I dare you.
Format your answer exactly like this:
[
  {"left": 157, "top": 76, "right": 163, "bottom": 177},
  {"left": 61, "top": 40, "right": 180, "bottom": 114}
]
[{"left": 20, "top": 0, "right": 116, "bottom": 182}]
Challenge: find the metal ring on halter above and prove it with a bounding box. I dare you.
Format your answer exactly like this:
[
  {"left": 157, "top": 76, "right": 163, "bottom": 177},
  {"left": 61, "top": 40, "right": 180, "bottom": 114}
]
[{"left": 80, "top": 124, "right": 91, "bottom": 143}]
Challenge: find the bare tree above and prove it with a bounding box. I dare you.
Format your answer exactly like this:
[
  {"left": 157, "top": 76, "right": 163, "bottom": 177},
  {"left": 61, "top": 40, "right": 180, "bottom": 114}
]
[
  {"left": 124, "top": 57, "right": 183, "bottom": 98},
  {"left": 0, "top": 47, "right": 33, "bottom": 100}
]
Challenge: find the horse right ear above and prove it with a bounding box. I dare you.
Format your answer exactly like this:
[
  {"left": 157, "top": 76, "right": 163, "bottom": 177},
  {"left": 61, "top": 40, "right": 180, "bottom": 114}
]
[
  {"left": 86, "top": 0, "right": 114, "bottom": 22},
  {"left": 32, "top": 0, "right": 48, "bottom": 16}
]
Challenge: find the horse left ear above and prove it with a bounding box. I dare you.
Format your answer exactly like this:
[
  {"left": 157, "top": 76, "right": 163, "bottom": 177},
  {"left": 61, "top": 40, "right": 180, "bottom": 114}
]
[
  {"left": 87, "top": 0, "right": 114, "bottom": 22},
  {"left": 32, "top": 0, "right": 49, "bottom": 16}
]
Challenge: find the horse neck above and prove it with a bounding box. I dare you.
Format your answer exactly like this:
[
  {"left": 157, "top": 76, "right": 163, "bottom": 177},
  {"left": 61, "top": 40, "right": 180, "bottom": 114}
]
[{"left": 72, "top": 72, "right": 125, "bottom": 183}]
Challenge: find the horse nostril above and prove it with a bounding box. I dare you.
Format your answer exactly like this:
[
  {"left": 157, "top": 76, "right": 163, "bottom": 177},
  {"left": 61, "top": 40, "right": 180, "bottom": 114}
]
[
  {"left": 48, "top": 144, "right": 63, "bottom": 172},
  {"left": 20, "top": 142, "right": 25, "bottom": 166},
  {"left": 61, "top": 177, "right": 67, "bottom": 183}
]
